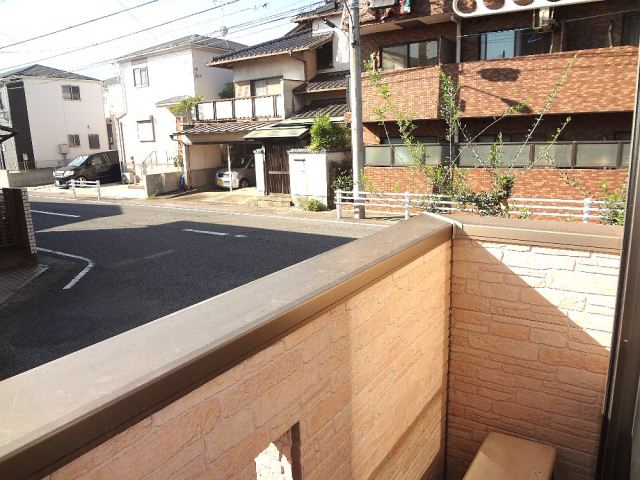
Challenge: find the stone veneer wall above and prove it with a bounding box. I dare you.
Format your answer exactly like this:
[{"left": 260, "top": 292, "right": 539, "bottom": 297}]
[
  {"left": 447, "top": 238, "right": 620, "bottom": 480},
  {"left": 45, "top": 242, "right": 452, "bottom": 480}
]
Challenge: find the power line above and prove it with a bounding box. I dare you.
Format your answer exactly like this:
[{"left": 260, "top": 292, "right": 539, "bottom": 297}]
[
  {"left": 0, "top": 0, "right": 162, "bottom": 50},
  {"left": 0, "top": 0, "right": 241, "bottom": 73}
]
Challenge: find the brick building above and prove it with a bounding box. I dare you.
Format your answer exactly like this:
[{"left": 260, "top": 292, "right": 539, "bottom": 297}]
[{"left": 356, "top": 0, "right": 639, "bottom": 199}]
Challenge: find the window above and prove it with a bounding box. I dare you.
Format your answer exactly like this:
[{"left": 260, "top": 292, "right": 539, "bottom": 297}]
[
  {"left": 381, "top": 40, "right": 438, "bottom": 70},
  {"left": 137, "top": 119, "right": 155, "bottom": 142},
  {"left": 133, "top": 67, "right": 149, "bottom": 87},
  {"left": 62, "top": 85, "right": 81, "bottom": 100},
  {"left": 90, "top": 154, "right": 107, "bottom": 167},
  {"left": 623, "top": 13, "right": 640, "bottom": 46},
  {"left": 479, "top": 29, "right": 551, "bottom": 60},
  {"left": 68, "top": 134, "right": 80, "bottom": 147},
  {"left": 88, "top": 134, "right": 100, "bottom": 149},
  {"left": 316, "top": 41, "right": 334, "bottom": 69},
  {"left": 251, "top": 78, "right": 281, "bottom": 97}
]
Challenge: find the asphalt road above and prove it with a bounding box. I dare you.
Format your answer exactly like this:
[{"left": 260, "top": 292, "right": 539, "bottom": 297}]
[{"left": 0, "top": 198, "right": 383, "bottom": 380}]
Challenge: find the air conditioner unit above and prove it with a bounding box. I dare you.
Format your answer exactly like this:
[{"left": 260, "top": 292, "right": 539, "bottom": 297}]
[
  {"left": 369, "top": 0, "right": 397, "bottom": 8},
  {"left": 59, "top": 143, "right": 69, "bottom": 154},
  {"left": 534, "top": 8, "right": 555, "bottom": 31}
]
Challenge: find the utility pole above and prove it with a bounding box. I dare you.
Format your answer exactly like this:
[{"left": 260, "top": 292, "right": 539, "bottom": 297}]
[{"left": 347, "top": 0, "right": 365, "bottom": 219}]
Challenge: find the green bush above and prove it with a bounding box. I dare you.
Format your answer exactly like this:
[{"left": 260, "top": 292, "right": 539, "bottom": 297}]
[
  {"left": 303, "top": 199, "right": 328, "bottom": 212},
  {"left": 331, "top": 168, "right": 353, "bottom": 192},
  {"left": 309, "top": 114, "right": 350, "bottom": 151},
  {"left": 600, "top": 183, "right": 626, "bottom": 226}
]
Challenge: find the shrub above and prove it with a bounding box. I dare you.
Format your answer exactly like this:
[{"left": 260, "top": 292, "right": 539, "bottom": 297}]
[
  {"left": 309, "top": 114, "right": 350, "bottom": 151},
  {"left": 600, "top": 183, "right": 626, "bottom": 226},
  {"left": 303, "top": 199, "right": 328, "bottom": 212},
  {"left": 331, "top": 168, "right": 353, "bottom": 192}
]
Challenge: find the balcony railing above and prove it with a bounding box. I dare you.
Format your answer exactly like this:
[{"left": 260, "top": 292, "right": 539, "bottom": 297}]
[
  {"left": 195, "top": 94, "right": 282, "bottom": 122},
  {"left": 365, "top": 141, "right": 631, "bottom": 168}
]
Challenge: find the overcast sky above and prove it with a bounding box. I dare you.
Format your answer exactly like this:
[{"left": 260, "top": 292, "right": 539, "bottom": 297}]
[{"left": 0, "top": 0, "right": 318, "bottom": 80}]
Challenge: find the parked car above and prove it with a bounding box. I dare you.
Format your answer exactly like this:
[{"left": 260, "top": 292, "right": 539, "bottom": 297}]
[
  {"left": 53, "top": 151, "right": 120, "bottom": 187},
  {"left": 215, "top": 157, "right": 256, "bottom": 189}
]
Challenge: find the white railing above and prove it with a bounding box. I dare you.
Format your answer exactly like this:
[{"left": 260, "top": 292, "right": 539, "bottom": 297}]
[
  {"left": 69, "top": 179, "right": 101, "bottom": 201},
  {"left": 335, "top": 190, "right": 605, "bottom": 223},
  {"left": 196, "top": 95, "right": 282, "bottom": 122}
]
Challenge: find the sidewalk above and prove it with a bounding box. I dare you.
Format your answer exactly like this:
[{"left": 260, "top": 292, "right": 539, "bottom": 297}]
[{"left": 0, "top": 264, "right": 48, "bottom": 305}]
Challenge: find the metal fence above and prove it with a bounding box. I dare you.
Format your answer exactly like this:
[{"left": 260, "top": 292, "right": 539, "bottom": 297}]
[
  {"left": 335, "top": 190, "right": 605, "bottom": 223},
  {"left": 69, "top": 179, "right": 102, "bottom": 201}
]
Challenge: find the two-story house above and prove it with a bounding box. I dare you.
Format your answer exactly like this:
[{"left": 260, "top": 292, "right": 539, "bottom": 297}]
[
  {"left": 0, "top": 65, "right": 109, "bottom": 186},
  {"left": 177, "top": 4, "right": 350, "bottom": 195},
  {"left": 115, "top": 35, "right": 245, "bottom": 187},
  {"left": 357, "top": 0, "right": 638, "bottom": 199}
]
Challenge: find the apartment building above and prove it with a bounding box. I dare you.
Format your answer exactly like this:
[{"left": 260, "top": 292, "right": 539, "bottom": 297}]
[
  {"left": 178, "top": 4, "right": 349, "bottom": 194},
  {"left": 357, "top": 0, "right": 638, "bottom": 199}
]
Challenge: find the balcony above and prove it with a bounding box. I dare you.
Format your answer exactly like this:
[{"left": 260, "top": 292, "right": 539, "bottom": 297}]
[
  {"left": 195, "top": 94, "right": 283, "bottom": 122},
  {"left": 364, "top": 141, "right": 631, "bottom": 169},
  {"left": 0, "top": 214, "right": 626, "bottom": 480},
  {"left": 362, "top": 46, "right": 638, "bottom": 122}
]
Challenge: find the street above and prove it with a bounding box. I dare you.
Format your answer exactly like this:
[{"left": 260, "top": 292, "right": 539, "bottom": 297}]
[{"left": 0, "top": 197, "right": 383, "bottom": 379}]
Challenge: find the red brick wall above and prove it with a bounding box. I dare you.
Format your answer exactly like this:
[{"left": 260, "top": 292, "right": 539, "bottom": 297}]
[
  {"left": 362, "top": 46, "right": 638, "bottom": 122},
  {"left": 364, "top": 166, "right": 629, "bottom": 200}
]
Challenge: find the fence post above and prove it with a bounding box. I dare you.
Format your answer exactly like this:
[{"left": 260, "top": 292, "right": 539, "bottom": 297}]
[
  {"left": 336, "top": 189, "right": 342, "bottom": 219},
  {"left": 97, "top": 180, "right": 101, "bottom": 201},
  {"left": 404, "top": 192, "right": 411, "bottom": 220},
  {"left": 71, "top": 179, "right": 76, "bottom": 199},
  {"left": 583, "top": 197, "right": 592, "bottom": 224}
]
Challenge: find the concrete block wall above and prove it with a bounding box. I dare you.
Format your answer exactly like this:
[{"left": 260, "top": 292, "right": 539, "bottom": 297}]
[
  {"left": 447, "top": 238, "right": 620, "bottom": 480},
  {"left": 46, "top": 242, "right": 452, "bottom": 480},
  {"left": 20, "top": 188, "right": 36, "bottom": 256}
]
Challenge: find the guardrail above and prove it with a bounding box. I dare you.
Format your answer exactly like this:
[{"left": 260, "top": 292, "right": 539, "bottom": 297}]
[
  {"left": 196, "top": 94, "right": 282, "bottom": 122},
  {"left": 335, "top": 190, "right": 605, "bottom": 223},
  {"left": 69, "top": 179, "right": 101, "bottom": 201}
]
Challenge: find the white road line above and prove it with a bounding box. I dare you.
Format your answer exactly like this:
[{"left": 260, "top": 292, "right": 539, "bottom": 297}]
[
  {"left": 31, "top": 210, "right": 80, "bottom": 218},
  {"left": 36, "top": 248, "right": 95, "bottom": 290},
  {"left": 183, "top": 228, "right": 247, "bottom": 238},
  {"left": 29, "top": 195, "right": 386, "bottom": 228}
]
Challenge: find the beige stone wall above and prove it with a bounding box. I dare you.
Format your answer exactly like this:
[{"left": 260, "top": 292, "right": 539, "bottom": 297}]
[
  {"left": 447, "top": 238, "right": 620, "bottom": 480},
  {"left": 46, "top": 242, "right": 451, "bottom": 480}
]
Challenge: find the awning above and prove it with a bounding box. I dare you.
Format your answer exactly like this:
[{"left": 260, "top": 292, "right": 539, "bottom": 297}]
[{"left": 244, "top": 124, "right": 309, "bottom": 140}]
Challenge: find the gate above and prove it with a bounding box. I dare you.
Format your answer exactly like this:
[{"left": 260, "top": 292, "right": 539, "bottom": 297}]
[{"left": 264, "top": 144, "right": 292, "bottom": 195}]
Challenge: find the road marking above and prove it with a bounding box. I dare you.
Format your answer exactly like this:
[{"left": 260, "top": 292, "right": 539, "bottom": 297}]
[
  {"left": 36, "top": 248, "right": 95, "bottom": 290},
  {"left": 183, "top": 228, "right": 247, "bottom": 238},
  {"left": 29, "top": 195, "right": 387, "bottom": 228},
  {"left": 31, "top": 210, "right": 80, "bottom": 218}
]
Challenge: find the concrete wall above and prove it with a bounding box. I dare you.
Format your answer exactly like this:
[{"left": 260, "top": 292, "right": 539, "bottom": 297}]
[
  {"left": 312, "top": 14, "right": 350, "bottom": 73},
  {"left": 288, "top": 151, "right": 350, "bottom": 206},
  {"left": 447, "top": 238, "right": 620, "bottom": 480},
  {"left": 22, "top": 78, "right": 108, "bottom": 169},
  {"left": 185, "top": 144, "right": 223, "bottom": 189},
  {"left": 255, "top": 150, "right": 265, "bottom": 193},
  {"left": 0, "top": 168, "right": 54, "bottom": 188},
  {"left": 143, "top": 171, "right": 181, "bottom": 197},
  {"left": 46, "top": 242, "right": 452, "bottom": 480},
  {"left": 192, "top": 48, "right": 233, "bottom": 101}
]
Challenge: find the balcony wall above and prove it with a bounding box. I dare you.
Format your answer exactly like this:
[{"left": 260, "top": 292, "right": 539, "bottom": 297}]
[
  {"left": 362, "top": 46, "right": 638, "bottom": 122},
  {"left": 0, "top": 216, "right": 623, "bottom": 480}
]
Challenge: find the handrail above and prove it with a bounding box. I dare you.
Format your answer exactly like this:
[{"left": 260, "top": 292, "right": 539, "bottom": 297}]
[{"left": 195, "top": 94, "right": 282, "bottom": 122}]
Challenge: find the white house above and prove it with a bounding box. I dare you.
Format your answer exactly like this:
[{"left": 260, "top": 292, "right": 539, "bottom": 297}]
[
  {"left": 0, "top": 64, "right": 109, "bottom": 184},
  {"left": 115, "top": 35, "right": 245, "bottom": 186}
]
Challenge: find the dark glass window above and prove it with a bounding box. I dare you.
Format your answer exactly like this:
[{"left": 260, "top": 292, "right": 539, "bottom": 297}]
[
  {"left": 381, "top": 40, "right": 438, "bottom": 70},
  {"left": 316, "top": 42, "right": 333, "bottom": 69},
  {"left": 68, "top": 134, "right": 80, "bottom": 147},
  {"left": 88, "top": 134, "right": 100, "bottom": 149},
  {"left": 623, "top": 13, "right": 640, "bottom": 46},
  {"left": 62, "top": 85, "right": 80, "bottom": 100},
  {"left": 479, "top": 29, "right": 551, "bottom": 60}
]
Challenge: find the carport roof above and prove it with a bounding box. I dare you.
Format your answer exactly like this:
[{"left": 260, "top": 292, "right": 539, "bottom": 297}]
[{"left": 178, "top": 121, "right": 280, "bottom": 135}]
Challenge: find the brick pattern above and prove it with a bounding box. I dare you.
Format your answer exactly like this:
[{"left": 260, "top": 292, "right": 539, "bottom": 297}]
[
  {"left": 447, "top": 239, "right": 620, "bottom": 480},
  {"left": 21, "top": 189, "right": 36, "bottom": 255},
  {"left": 362, "top": 46, "right": 638, "bottom": 122},
  {"left": 47, "top": 243, "right": 452, "bottom": 480}
]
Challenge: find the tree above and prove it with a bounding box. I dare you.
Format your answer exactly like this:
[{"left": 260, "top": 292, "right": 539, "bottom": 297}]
[
  {"left": 309, "top": 113, "right": 351, "bottom": 151},
  {"left": 170, "top": 95, "right": 204, "bottom": 124}
]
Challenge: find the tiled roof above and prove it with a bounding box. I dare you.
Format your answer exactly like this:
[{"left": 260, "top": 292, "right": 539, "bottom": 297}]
[
  {"left": 117, "top": 35, "right": 245, "bottom": 61},
  {"left": 0, "top": 64, "right": 98, "bottom": 81},
  {"left": 291, "top": 100, "right": 348, "bottom": 119},
  {"left": 293, "top": 71, "right": 348, "bottom": 94},
  {"left": 208, "top": 30, "right": 332, "bottom": 66},
  {"left": 293, "top": 1, "right": 342, "bottom": 20},
  {"left": 156, "top": 95, "right": 189, "bottom": 107},
  {"left": 180, "top": 121, "right": 280, "bottom": 135}
]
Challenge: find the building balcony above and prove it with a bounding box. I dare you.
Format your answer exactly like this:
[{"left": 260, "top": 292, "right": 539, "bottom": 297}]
[
  {"left": 195, "top": 94, "right": 283, "bottom": 122},
  {"left": 362, "top": 46, "right": 638, "bottom": 122}
]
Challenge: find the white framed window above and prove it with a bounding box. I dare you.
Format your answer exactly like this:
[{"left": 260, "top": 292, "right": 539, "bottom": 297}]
[
  {"left": 88, "top": 134, "right": 100, "bottom": 149},
  {"left": 133, "top": 67, "right": 149, "bottom": 87},
  {"left": 137, "top": 119, "right": 155, "bottom": 142},
  {"left": 62, "top": 85, "right": 81, "bottom": 100},
  {"left": 68, "top": 134, "right": 80, "bottom": 147}
]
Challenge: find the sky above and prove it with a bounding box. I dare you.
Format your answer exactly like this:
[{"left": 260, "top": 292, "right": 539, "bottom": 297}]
[{"left": 0, "top": 0, "right": 322, "bottom": 80}]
